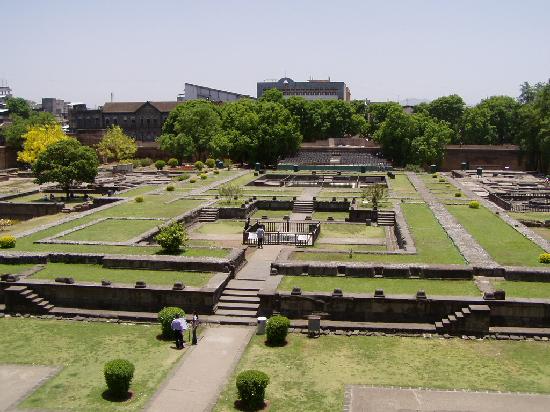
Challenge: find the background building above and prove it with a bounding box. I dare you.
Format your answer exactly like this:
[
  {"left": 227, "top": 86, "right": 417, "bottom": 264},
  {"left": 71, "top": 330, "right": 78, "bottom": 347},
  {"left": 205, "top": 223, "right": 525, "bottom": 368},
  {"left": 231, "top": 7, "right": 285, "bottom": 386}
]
[
  {"left": 0, "top": 83, "right": 12, "bottom": 107},
  {"left": 257, "top": 77, "right": 351, "bottom": 101},
  {"left": 177, "top": 83, "right": 252, "bottom": 103},
  {"left": 41, "top": 97, "right": 68, "bottom": 121}
]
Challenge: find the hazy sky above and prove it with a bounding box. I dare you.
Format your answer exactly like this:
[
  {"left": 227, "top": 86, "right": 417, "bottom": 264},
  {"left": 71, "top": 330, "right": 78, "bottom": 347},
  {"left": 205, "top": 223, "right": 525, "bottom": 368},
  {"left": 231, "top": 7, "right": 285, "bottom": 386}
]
[{"left": 2, "top": 0, "right": 549, "bottom": 107}]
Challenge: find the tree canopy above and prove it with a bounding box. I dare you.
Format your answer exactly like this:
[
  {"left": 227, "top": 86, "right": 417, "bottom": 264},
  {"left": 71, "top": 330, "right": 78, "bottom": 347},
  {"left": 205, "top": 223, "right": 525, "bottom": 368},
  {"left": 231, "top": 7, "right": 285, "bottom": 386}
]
[
  {"left": 6, "top": 97, "right": 32, "bottom": 118},
  {"left": 97, "top": 125, "right": 137, "bottom": 162},
  {"left": 2, "top": 111, "right": 57, "bottom": 149},
  {"left": 17, "top": 123, "right": 68, "bottom": 164},
  {"left": 32, "top": 139, "right": 99, "bottom": 198}
]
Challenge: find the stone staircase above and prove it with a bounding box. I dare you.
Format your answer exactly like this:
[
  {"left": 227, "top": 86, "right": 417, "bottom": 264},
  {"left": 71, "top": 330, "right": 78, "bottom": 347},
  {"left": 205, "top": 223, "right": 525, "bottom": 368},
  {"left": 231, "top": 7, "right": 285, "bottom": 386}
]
[
  {"left": 199, "top": 207, "right": 220, "bottom": 222},
  {"left": 377, "top": 210, "right": 395, "bottom": 226},
  {"left": 4, "top": 285, "right": 54, "bottom": 314},
  {"left": 293, "top": 200, "right": 314, "bottom": 215},
  {"left": 435, "top": 304, "right": 490, "bottom": 335},
  {"left": 213, "top": 279, "right": 262, "bottom": 325}
]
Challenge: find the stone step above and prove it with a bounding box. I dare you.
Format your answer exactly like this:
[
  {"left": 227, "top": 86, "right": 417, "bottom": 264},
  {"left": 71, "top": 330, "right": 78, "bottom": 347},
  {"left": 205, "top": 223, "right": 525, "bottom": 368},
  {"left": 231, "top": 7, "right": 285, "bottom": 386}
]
[
  {"left": 20, "top": 289, "right": 32, "bottom": 297},
  {"left": 208, "top": 315, "right": 257, "bottom": 326},
  {"left": 455, "top": 312, "right": 464, "bottom": 319},
  {"left": 442, "top": 319, "right": 450, "bottom": 326},
  {"left": 221, "top": 289, "right": 259, "bottom": 297},
  {"left": 26, "top": 294, "right": 38, "bottom": 300},
  {"left": 226, "top": 279, "right": 263, "bottom": 290},
  {"left": 448, "top": 315, "right": 457, "bottom": 322},
  {"left": 462, "top": 308, "right": 471, "bottom": 315},
  {"left": 31, "top": 297, "right": 44, "bottom": 304},
  {"left": 217, "top": 302, "right": 259, "bottom": 311},
  {"left": 435, "top": 321, "right": 443, "bottom": 329},
  {"left": 219, "top": 295, "right": 260, "bottom": 304},
  {"left": 215, "top": 309, "right": 258, "bottom": 318}
]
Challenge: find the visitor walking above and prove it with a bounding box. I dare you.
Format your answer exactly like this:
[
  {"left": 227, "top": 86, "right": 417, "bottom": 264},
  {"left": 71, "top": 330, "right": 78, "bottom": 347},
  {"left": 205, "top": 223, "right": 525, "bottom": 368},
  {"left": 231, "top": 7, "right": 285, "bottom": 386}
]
[
  {"left": 256, "top": 225, "right": 265, "bottom": 249},
  {"left": 192, "top": 312, "right": 200, "bottom": 345}
]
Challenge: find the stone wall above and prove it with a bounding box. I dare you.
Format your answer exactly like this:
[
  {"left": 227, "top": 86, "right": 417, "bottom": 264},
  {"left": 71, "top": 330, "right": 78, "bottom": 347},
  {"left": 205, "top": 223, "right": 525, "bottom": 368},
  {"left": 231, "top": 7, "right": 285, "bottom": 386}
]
[
  {"left": 314, "top": 200, "right": 350, "bottom": 212},
  {"left": 0, "top": 201, "right": 64, "bottom": 219},
  {"left": 0, "top": 146, "right": 19, "bottom": 170},
  {"left": 441, "top": 145, "right": 525, "bottom": 171}
]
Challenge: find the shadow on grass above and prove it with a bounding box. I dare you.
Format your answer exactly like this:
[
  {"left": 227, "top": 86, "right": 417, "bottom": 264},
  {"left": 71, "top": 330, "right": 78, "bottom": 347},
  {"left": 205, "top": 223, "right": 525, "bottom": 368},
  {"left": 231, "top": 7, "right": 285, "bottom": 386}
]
[
  {"left": 233, "top": 400, "right": 270, "bottom": 411},
  {"left": 101, "top": 390, "right": 133, "bottom": 403},
  {"left": 263, "top": 340, "right": 288, "bottom": 348}
]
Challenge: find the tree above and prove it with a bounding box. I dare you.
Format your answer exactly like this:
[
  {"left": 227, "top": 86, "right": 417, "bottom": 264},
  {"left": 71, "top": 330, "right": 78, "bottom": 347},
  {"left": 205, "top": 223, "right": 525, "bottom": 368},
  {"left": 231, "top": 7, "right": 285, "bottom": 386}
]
[
  {"left": 2, "top": 111, "right": 56, "bottom": 149},
  {"left": 259, "top": 88, "right": 284, "bottom": 104},
  {"left": 97, "top": 125, "right": 137, "bottom": 163},
  {"left": 18, "top": 123, "right": 68, "bottom": 164},
  {"left": 366, "top": 102, "right": 403, "bottom": 135},
  {"left": 155, "top": 222, "right": 189, "bottom": 254},
  {"left": 361, "top": 184, "right": 387, "bottom": 209},
  {"left": 477, "top": 96, "right": 520, "bottom": 144},
  {"left": 6, "top": 97, "right": 32, "bottom": 118},
  {"left": 158, "top": 100, "right": 221, "bottom": 160},
  {"left": 32, "top": 139, "right": 99, "bottom": 199},
  {"left": 373, "top": 105, "right": 415, "bottom": 165},
  {"left": 218, "top": 183, "right": 243, "bottom": 203},
  {"left": 409, "top": 114, "right": 453, "bottom": 166},
  {"left": 460, "top": 106, "right": 497, "bottom": 144},
  {"left": 423, "top": 95, "right": 465, "bottom": 142}
]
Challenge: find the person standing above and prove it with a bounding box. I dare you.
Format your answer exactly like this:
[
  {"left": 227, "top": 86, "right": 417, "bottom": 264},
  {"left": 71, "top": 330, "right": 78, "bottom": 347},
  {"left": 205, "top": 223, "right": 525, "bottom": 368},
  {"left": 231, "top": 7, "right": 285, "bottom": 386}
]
[
  {"left": 192, "top": 312, "right": 200, "bottom": 345},
  {"left": 256, "top": 225, "right": 265, "bottom": 249},
  {"left": 171, "top": 317, "right": 185, "bottom": 349}
]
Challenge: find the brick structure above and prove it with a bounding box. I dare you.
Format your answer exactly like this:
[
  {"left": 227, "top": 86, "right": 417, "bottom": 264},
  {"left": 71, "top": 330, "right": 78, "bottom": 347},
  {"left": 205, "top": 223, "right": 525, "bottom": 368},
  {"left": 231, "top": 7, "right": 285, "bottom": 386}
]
[
  {"left": 257, "top": 77, "right": 351, "bottom": 101},
  {"left": 441, "top": 144, "right": 525, "bottom": 171}
]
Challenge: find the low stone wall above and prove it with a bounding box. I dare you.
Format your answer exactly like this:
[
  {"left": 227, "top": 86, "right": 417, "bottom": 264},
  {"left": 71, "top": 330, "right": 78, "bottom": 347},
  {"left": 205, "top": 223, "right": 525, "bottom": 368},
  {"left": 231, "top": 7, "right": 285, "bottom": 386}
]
[
  {"left": 258, "top": 290, "right": 550, "bottom": 327},
  {"left": 218, "top": 202, "right": 257, "bottom": 219},
  {"left": 0, "top": 201, "right": 64, "bottom": 219},
  {"left": 504, "top": 266, "right": 550, "bottom": 281},
  {"left": 347, "top": 209, "right": 377, "bottom": 223},
  {"left": 255, "top": 200, "right": 293, "bottom": 210},
  {"left": 314, "top": 201, "right": 350, "bottom": 212}
]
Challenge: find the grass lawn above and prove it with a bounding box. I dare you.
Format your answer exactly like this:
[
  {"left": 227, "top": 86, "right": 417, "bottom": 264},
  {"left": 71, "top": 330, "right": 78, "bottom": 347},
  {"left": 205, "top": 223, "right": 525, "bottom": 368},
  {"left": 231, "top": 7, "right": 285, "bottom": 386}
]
[
  {"left": 388, "top": 174, "right": 419, "bottom": 198},
  {"left": 0, "top": 263, "right": 36, "bottom": 274},
  {"left": 532, "top": 227, "right": 550, "bottom": 241},
  {"left": 278, "top": 276, "right": 480, "bottom": 296},
  {"left": 31, "top": 263, "right": 213, "bottom": 286},
  {"left": 293, "top": 203, "right": 465, "bottom": 264},
  {"left": 118, "top": 185, "right": 157, "bottom": 197},
  {"left": 312, "top": 211, "right": 350, "bottom": 221},
  {"left": 215, "top": 334, "right": 550, "bottom": 412},
  {"left": 251, "top": 210, "right": 291, "bottom": 219},
  {"left": 319, "top": 224, "right": 385, "bottom": 239},
  {"left": 312, "top": 244, "right": 387, "bottom": 252},
  {"left": 0, "top": 318, "right": 182, "bottom": 412},
  {"left": 491, "top": 280, "right": 550, "bottom": 299},
  {"left": 195, "top": 220, "right": 245, "bottom": 235},
  {"left": 61, "top": 219, "right": 161, "bottom": 242},
  {"left": 509, "top": 211, "right": 550, "bottom": 222},
  {"left": 447, "top": 204, "right": 545, "bottom": 267}
]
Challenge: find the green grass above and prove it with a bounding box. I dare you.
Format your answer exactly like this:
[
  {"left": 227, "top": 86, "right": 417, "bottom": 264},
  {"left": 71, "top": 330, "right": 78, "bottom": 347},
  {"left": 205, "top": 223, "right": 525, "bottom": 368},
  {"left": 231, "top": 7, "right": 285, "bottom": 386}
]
[
  {"left": 0, "top": 263, "right": 35, "bottom": 274},
  {"left": 509, "top": 211, "right": 550, "bottom": 222},
  {"left": 319, "top": 224, "right": 385, "bottom": 239},
  {"left": 0, "top": 318, "right": 182, "bottom": 412},
  {"left": 251, "top": 210, "right": 291, "bottom": 219},
  {"left": 61, "top": 219, "right": 161, "bottom": 242},
  {"left": 311, "top": 211, "right": 350, "bottom": 221},
  {"left": 388, "top": 174, "right": 418, "bottom": 197},
  {"left": 312, "top": 244, "right": 387, "bottom": 252},
  {"left": 491, "top": 280, "right": 550, "bottom": 299},
  {"left": 278, "top": 276, "right": 480, "bottom": 296},
  {"left": 447, "top": 204, "right": 545, "bottom": 266},
  {"left": 195, "top": 220, "right": 245, "bottom": 235},
  {"left": 118, "top": 185, "right": 157, "bottom": 197},
  {"left": 215, "top": 334, "right": 550, "bottom": 411},
  {"left": 31, "top": 263, "right": 213, "bottom": 286},
  {"left": 294, "top": 203, "right": 465, "bottom": 264}
]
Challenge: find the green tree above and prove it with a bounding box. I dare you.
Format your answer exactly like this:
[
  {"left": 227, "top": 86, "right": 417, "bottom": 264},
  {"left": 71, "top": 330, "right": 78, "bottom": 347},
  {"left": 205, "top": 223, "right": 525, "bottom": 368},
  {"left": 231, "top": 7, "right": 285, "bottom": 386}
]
[
  {"left": 2, "top": 112, "right": 56, "bottom": 149},
  {"left": 158, "top": 100, "right": 221, "bottom": 160},
  {"left": 409, "top": 114, "right": 453, "bottom": 166},
  {"left": 477, "top": 96, "right": 521, "bottom": 144},
  {"left": 366, "top": 102, "right": 402, "bottom": 135},
  {"left": 460, "top": 106, "right": 497, "bottom": 144},
  {"left": 32, "top": 139, "right": 99, "bottom": 199},
  {"left": 424, "top": 94, "right": 465, "bottom": 142},
  {"left": 373, "top": 105, "right": 415, "bottom": 165},
  {"left": 97, "top": 125, "right": 137, "bottom": 163},
  {"left": 259, "top": 88, "right": 284, "bottom": 104},
  {"left": 6, "top": 97, "right": 32, "bottom": 118}
]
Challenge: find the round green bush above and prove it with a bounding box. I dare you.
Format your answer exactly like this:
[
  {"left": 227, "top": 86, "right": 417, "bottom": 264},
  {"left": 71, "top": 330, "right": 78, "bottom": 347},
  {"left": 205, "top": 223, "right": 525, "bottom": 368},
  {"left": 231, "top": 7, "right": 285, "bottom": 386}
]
[
  {"left": 155, "top": 222, "right": 188, "bottom": 254},
  {"left": 539, "top": 253, "right": 550, "bottom": 264},
  {"left": 104, "top": 359, "right": 135, "bottom": 397},
  {"left": 189, "top": 178, "right": 196, "bottom": 183},
  {"left": 266, "top": 315, "right": 290, "bottom": 346},
  {"left": 200, "top": 174, "right": 208, "bottom": 180},
  {"left": 140, "top": 157, "right": 153, "bottom": 167},
  {"left": 205, "top": 158, "right": 216, "bottom": 168},
  {"left": 236, "top": 370, "right": 269, "bottom": 410},
  {"left": 454, "top": 192, "right": 462, "bottom": 197},
  {"left": 155, "top": 160, "right": 166, "bottom": 170},
  {"left": 131, "top": 158, "right": 141, "bottom": 168},
  {"left": 213, "top": 169, "right": 220, "bottom": 175},
  {"left": 166, "top": 185, "right": 175, "bottom": 192},
  {"left": 167, "top": 158, "right": 179, "bottom": 168},
  {"left": 158, "top": 306, "right": 186, "bottom": 339},
  {"left": 194, "top": 160, "right": 204, "bottom": 171},
  {"left": 468, "top": 200, "right": 480, "bottom": 209},
  {"left": 0, "top": 235, "right": 16, "bottom": 249},
  {"left": 177, "top": 174, "right": 190, "bottom": 181},
  {"left": 135, "top": 196, "right": 144, "bottom": 203}
]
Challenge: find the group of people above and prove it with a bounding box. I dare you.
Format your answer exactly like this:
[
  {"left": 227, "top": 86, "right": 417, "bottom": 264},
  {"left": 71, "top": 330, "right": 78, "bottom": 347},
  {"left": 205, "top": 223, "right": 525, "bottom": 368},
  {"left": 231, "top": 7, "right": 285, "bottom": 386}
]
[{"left": 171, "top": 311, "right": 200, "bottom": 349}]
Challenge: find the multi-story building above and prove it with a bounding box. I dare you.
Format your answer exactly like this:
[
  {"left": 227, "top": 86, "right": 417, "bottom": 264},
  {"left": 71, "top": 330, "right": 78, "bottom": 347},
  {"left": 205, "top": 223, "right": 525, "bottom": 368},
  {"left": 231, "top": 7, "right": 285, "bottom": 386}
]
[
  {"left": 41, "top": 97, "right": 67, "bottom": 120},
  {"left": 69, "top": 101, "right": 180, "bottom": 142},
  {"left": 0, "top": 83, "right": 12, "bottom": 106},
  {"left": 257, "top": 77, "right": 351, "bottom": 101},
  {"left": 177, "top": 83, "right": 252, "bottom": 103}
]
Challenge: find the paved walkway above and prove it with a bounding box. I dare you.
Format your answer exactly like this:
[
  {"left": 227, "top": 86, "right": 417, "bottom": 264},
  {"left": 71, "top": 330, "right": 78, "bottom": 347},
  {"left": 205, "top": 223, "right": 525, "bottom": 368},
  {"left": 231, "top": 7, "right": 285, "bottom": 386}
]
[
  {"left": 236, "top": 245, "right": 284, "bottom": 282},
  {"left": 346, "top": 386, "right": 550, "bottom": 412},
  {"left": 407, "top": 172, "right": 496, "bottom": 266},
  {"left": 146, "top": 326, "right": 253, "bottom": 412}
]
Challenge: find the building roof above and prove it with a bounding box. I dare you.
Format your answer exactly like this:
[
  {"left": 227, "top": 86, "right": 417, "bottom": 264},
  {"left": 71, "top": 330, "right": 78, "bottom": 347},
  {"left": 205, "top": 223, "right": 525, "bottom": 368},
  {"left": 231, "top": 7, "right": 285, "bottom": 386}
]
[{"left": 102, "top": 101, "right": 179, "bottom": 114}]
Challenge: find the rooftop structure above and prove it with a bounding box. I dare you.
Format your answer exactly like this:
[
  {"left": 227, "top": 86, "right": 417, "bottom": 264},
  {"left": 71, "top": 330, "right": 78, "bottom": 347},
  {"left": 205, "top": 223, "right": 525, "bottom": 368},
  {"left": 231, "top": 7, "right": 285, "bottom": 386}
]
[
  {"left": 177, "top": 83, "right": 252, "bottom": 103},
  {"left": 257, "top": 77, "right": 351, "bottom": 101}
]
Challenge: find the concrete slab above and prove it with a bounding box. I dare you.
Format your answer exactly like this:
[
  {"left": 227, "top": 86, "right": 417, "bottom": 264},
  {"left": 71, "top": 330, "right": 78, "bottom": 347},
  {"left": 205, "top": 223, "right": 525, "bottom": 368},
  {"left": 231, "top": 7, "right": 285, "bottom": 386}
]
[
  {"left": 0, "top": 364, "right": 58, "bottom": 412},
  {"left": 348, "top": 386, "right": 550, "bottom": 412}
]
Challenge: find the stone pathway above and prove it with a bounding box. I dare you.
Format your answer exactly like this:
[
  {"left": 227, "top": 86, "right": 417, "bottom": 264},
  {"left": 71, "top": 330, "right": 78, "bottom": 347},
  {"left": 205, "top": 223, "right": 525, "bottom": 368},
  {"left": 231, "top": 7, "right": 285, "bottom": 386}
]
[
  {"left": 445, "top": 173, "right": 550, "bottom": 253},
  {"left": 146, "top": 326, "right": 253, "bottom": 412},
  {"left": 407, "top": 173, "right": 496, "bottom": 266}
]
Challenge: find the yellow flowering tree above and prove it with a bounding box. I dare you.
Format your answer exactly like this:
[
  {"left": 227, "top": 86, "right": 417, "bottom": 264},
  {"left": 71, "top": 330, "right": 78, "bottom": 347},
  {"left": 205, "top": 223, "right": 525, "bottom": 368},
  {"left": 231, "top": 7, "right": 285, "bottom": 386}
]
[{"left": 18, "top": 124, "right": 68, "bottom": 164}]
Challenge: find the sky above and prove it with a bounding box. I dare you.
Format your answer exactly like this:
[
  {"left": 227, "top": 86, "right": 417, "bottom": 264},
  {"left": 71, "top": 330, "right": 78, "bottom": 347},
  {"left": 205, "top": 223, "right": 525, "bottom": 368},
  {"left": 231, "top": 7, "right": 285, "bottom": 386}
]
[{"left": 2, "top": 0, "right": 549, "bottom": 107}]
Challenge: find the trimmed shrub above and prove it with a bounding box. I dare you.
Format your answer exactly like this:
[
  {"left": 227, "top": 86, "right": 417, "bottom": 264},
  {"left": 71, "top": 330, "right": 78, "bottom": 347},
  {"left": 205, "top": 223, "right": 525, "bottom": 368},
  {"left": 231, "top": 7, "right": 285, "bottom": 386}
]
[
  {"left": 140, "top": 157, "right": 153, "bottom": 167},
  {"left": 155, "top": 222, "right": 188, "bottom": 254},
  {"left": 189, "top": 178, "right": 196, "bottom": 183},
  {"left": 213, "top": 169, "right": 220, "bottom": 175},
  {"left": 454, "top": 192, "right": 462, "bottom": 197},
  {"left": 166, "top": 185, "right": 175, "bottom": 192},
  {"left": 468, "top": 200, "right": 480, "bottom": 209},
  {"left": 135, "top": 196, "right": 144, "bottom": 203},
  {"left": 194, "top": 161, "right": 204, "bottom": 171},
  {"left": 236, "top": 370, "right": 269, "bottom": 410},
  {"left": 167, "top": 158, "right": 179, "bottom": 168},
  {"left": 200, "top": 174, "right": 208, "bottom": 180},
  {"left": 404, "top": 164, "right": 423, "bottom": 173},
  {"left": 0, "top": 235, "right": 16, "bottom": 249},
  {"left": 158, "top": 306, "right": 186, "bottom": 338},
  {"left": 223, "top": 158, "right": 233, "bottom": 170},
  {"left": 177, "top": 174, "right": 190, "bottom": 181},
  {"left": 266, "top": 315, "right": 290, "bottom": 346},
  {"left": 432, "top": 174, "right": 438, "bottom": 178},
  {"left": 205, "top": 158, "right": 216, "bottom": 168},
  {"left": 104, "top": 359, "right": 135, "bottom": 397},
  {"left": 155, "top": 160, "right": 166, "bottom": 170},
  {"left": 131, "top": 158, "right": 141, "bottom": 168},
  {"left": 539, "top": 253, "right": 550, "bottom": 264},
  {"left": 438, "top": 178, "right": 446, "bottom": 183}
]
